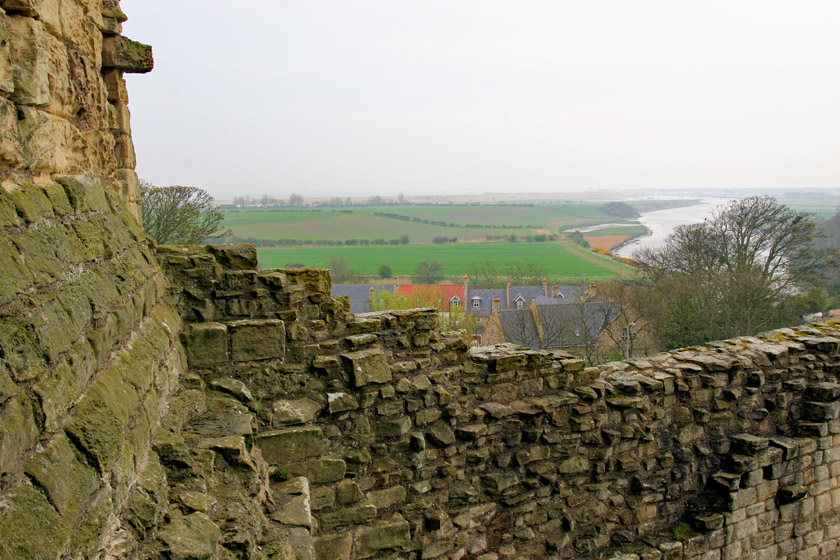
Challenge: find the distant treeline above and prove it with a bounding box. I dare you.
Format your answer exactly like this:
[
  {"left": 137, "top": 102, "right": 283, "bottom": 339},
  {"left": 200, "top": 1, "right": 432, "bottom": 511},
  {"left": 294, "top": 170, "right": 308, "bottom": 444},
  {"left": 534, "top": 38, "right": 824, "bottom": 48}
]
[
  {"left": 226, "top": 233, "right": 557, "bottom": 248},
  {"left": 373, "top": 212, "right": 540, "bottom": 229},
  {"left": 225, "top": 194, "right": 538, "bottom": 209}
]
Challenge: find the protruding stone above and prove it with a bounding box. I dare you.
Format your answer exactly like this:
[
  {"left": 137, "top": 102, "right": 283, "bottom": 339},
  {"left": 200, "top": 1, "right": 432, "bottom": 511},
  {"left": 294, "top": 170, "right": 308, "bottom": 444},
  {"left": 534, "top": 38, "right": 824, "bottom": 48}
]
[
  {"left": 730, "top": 433, "right": 769, "bottom": 456},
  {"left": 157, "top": 512, "right": 221, "bottom": 560},
  {"left": 354, "top": 513, "right": 411, "bottom": 558},
  {"left": 272, "top": 398, "right": 322, "bottom": 426},
  {"left": 183, "top": 323, "right": 229, "bottom": 367},
  {"left": 102, "top": 35, "right": 153, "bottom": 73},
  {"left": 229, "top": 319, "right": 285, "bottom": 361},
  {"left": 328, "top": 392, "right": 359, "bottom": 413},
  {"left": 341, "top": 348, "right": 392, "bottom": 387},
  {"left": 256, "top": 426, "right": 324, "bottom": 465}
]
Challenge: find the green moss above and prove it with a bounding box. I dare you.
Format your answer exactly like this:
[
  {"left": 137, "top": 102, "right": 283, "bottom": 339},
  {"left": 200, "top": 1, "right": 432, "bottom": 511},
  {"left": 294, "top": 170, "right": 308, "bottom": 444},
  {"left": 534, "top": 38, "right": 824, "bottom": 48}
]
[{"left": 672, "top": 521, "right": 696, "bottom": 542}]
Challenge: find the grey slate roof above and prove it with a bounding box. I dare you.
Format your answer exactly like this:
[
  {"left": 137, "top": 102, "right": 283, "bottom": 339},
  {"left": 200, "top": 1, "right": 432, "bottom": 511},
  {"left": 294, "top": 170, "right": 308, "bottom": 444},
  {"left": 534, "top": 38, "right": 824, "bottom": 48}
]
[
  {"left": 467, "top": 285, "right": 590, "bottom": 317},
  {"left": 498, "top": 309, "right": 542, "bottom": 349},
  {"left": 332, "top": 284, "right": 395, "bottom": 314}
]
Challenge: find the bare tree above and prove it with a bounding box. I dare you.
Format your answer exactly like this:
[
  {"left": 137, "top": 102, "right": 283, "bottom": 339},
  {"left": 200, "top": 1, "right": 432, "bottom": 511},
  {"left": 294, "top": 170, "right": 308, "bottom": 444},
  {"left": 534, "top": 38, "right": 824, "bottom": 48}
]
[
  {"left": 140, "top": 181, "right": 229, "bottom": 244},
  {"left": 633, "top": 196, "right": 835, "bottom": 348}
]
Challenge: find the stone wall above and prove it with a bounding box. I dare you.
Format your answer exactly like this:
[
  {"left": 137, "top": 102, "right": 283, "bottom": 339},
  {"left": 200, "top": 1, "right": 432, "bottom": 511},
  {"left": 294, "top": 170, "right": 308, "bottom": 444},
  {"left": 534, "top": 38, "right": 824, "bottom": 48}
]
[
  {"left": 0, "top": 1, "right": 182, "bottom": 558},
  {"left": 162, "top": 244, "right": 840, "bottom": 560}
]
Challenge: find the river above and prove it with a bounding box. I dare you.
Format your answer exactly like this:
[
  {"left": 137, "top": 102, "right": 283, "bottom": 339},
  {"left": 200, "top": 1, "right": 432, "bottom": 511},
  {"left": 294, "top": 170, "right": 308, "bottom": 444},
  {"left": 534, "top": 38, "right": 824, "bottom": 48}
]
[{"left": 615, "top": 198, "right": 733, "bottom": 258}]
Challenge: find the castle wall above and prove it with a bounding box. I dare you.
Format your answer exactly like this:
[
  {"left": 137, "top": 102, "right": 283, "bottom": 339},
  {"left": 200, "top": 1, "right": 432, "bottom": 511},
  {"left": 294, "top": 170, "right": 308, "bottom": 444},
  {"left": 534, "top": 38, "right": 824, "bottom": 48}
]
[
  {"left": 0, "top": 2, "right": 183, "bottom": 558},
  {"left": 3, "top": 2, "right": 840, "bottom": 559},
  {"left": 162, "top": 245, "right": 840, "bottom": 560}
]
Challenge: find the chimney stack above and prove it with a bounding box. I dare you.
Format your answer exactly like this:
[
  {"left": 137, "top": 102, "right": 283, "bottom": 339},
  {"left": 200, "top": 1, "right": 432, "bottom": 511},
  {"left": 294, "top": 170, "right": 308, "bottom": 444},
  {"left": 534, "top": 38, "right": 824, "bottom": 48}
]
[
  {"left": 492, "top": 295, "right": 500, "bottom": 313},
  {"left": 543, "top": 278, "right": 548, "bottom": 298}
]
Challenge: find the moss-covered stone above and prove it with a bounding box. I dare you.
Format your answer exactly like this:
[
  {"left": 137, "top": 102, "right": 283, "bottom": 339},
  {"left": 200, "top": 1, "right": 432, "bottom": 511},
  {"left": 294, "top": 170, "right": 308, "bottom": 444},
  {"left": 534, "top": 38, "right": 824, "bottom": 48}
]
[
  {"left": 354, "top": 513, "right": 411, "bottom": 558},
  {"left": 229, "top": 319, "right": 285, "bottom": 361},
  {"left": 207, "top": 243, "right": 257, "bottom": 270},
  {"left": 256, "top": 426, "right": 324, "bottom": 465},
  {"left": 102, "top": 35, "right": 153, "bottom": 73},
  {"left": 9, "top": 229, "right": 63, "bottom": 286},
  {"left": 0, "top": 480, "right": 72, "bottom": 558},
  {"left": 43, "top": 182, "right": 73, "bottom": 216},
  {"left": 0, "top": 394, "right": 38, "bottom": 479},
  {"left": 341, "top": 348, "right": 392, "bottom": 387},
  {"left": 182, "top": 322, "right": 229, "bottom": 367},
  {"left": 10, "top": 184, "right": 55, "bottom": 223},
  {"left": 23, "top": 433, "right": 100, "bottom": 517},
  {"left": 0, "top": 236, "right": 33, "bottom": 306},
  {"left": 0, "top": 316, "right": 45, "bottom": 381},
  {"left": 157, "top": 512, "right": 221, "bottom": 560}
]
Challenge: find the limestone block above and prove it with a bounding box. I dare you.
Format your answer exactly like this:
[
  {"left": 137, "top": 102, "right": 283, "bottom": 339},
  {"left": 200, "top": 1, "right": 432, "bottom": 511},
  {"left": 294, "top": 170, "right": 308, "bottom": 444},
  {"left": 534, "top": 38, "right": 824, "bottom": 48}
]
[
  {"left": 0, "top": 0, "right": 37, "bottom": 16},
  {"left": 0, "top": 479, "right": 72, "bottom": 558},
  {"left": 328, "top": 392, "right": 359, "bottom": 413},
  {"left": 157, "top": 512, "right": 221, "bottom": 560},
  {"left": 182, "top": 322, "right": 229, "bottom": 367},
  {"left": 256, "top": 426, "right": 324, "bottom": 465},
  {"left": 0, "top": 394, "right": 38, "bottom": 479},
  {"left": 229, "top": 318, "right": 285, "bottom": 361},
  {"left": 272, "top": 398, "right": 322, "bottom": 426},
  {"left": 17, "top": 106, "right": 86, "bottom": 172},
  {"left": 102, "top": 35, "right": 153, "bottom": 73},
  {"left": 320, "top": 502, "right": 376, "bottom": 530},
  {"left": 272, "top": 493, "right": 312, "bottom": 527},
  {"left": 0, "top": 11, "right": 14, "bottom": 93},
  {"left": 6, "top": 14, "right": 50, "bottom": 106},
  {"left": 285, "top": 458, "right": 346, "bottom": 484},
  {"left": 731, "top": 433, "right": 770, "bottom": 456},
  {"left": 482, "top": 471, "right": 519, "bottom": 494},
  {"left": 376, "top": 416, "right": 412, "bottom": 438},
  {"left": 342, "top": 348, "right": 392, "bottom": 387},
  {"left": 426, "top": 420, "right": 455, "bottom": 446},
  {"left": 23, "top": 433, "right": 99, "bottom": 518},
  {"left": 354, "top": 513, "right": 411, "bottom": 558},
  {"left": 367, "top": 485, "right": 407, "bottom": 510},
  {"left": 806, "top": 382, "right": 840, "bottom": 402},
  {"left": 314, "top": 533, "right": 352, "bottom": 560}
]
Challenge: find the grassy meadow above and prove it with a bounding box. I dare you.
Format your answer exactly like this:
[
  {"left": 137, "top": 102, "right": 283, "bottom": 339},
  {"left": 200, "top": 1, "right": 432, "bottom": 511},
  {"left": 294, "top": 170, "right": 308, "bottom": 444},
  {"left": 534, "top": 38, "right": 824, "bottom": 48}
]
[
  {"left": 222, "top": 203, "right": 634, "bottom": 244},
  {"left": 222, "top": 202, "right": 641, "bottom": 283},
  {"left": 256, "top": 241, "right": 633, "bottom": 282}
]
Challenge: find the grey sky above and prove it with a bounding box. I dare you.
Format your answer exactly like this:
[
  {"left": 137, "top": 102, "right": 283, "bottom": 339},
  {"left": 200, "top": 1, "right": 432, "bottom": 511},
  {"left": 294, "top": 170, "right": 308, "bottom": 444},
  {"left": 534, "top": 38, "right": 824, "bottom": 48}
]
[{"left": 121, "top": 1, "right": 840, "bottom": 199}]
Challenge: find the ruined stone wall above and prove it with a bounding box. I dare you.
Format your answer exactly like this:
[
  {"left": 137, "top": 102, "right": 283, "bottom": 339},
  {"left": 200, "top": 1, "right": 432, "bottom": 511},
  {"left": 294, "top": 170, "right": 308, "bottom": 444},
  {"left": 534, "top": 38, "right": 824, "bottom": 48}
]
[
  {"left": 0, "top": 2, "right": 184, "bottom": 558},
  {"left": 162, "top": 244, "right": 840, "bottom": 560}
]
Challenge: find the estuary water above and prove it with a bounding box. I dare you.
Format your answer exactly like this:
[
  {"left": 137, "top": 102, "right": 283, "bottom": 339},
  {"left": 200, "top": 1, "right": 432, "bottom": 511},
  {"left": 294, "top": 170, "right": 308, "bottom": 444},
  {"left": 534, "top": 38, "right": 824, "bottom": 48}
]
[{"left": 615, "top": 198, "right": 732, "bottom": 258}]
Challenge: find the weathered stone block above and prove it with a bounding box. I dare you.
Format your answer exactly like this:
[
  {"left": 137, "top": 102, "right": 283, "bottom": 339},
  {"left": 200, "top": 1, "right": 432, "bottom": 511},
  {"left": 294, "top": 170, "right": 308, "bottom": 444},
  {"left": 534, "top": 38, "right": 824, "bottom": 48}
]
[
  {"left": 342, "top": 348, "right": 392, "bottom": 387},
  {"left": 328, "top": 392, "right": 359, "bottom": 413},
  {"left": 256, "top": 426, "right": 324, "bottom": 464},
  {"left": 273, "top": 398, "right": 322, "bottom": 426},
  {"left": 354, "top": 513, "right": 410, "bottom": 558},
  {"left": 320, "top": 502, "right": 376, "bottom": 530},
  {"left": 376, "top": 416, "right": 412, "bottom": 437},
  {"left": 229, "top": 318, "right": 285, "bottom": 361},
  {"left": 367, "top": 485, "right": 407, "bottom": 510},
  {"left": 731, "top": 433, "right": 770, "bottom": 456},
  {"left": 0, "top": 479, "right": 72, "bottom": 558},
  {"left": 182, "top": 322, "right": 229, "bottom": 367},
  {"left": 315, "top": 533, "right": 352, "bottom": 560},
  {"left": 482, "top": 471, "right": 519, "bottom": 494},
  {"left": 101, "top": 35, "right": 153, "bottom": 73},
  {"left": 426, "top": 420, "right": 456, "bottom": 446},
  {"left": 6, "top": 14, "right": 50, "bottom": 105},
  {"left": 157, "top": 512, "right": 221, "bottom": 560},
  {"left": 0, "top": 394, "right": 38, "bottom": 479},
  {"left": 286, "top": 458, "right": 347, "bottom": 484}
]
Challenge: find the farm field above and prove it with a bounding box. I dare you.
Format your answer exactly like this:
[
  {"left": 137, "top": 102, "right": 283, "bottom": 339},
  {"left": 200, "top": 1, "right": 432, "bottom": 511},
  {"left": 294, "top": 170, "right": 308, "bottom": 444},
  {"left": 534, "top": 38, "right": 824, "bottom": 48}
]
[
  {"left": 222, "top": 203, "right": 634, "bottom": 244},
  {"left": 256, "top": 241, "right": 633, "bottom": 283}
]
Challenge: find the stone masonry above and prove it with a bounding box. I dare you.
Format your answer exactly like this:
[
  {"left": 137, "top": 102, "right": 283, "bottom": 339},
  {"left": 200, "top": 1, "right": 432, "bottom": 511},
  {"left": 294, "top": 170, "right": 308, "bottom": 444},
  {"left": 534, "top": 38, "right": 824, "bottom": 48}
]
[
  {"left": 156, "top": 244, "right": 840, "bottom": 560},
  {"left": 4, "top": 2, "right": 840, "bottom": 559}
]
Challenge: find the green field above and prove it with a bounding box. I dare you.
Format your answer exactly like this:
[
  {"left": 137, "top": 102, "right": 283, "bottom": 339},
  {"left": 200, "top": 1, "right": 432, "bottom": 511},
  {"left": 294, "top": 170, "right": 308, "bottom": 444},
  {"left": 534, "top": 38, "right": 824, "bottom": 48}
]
[
  {"left": 222, "top": 203, "right": 632, "bottom": 244},
  {"left": 256, "top": 241, "right": 632, "bottom": 282}
]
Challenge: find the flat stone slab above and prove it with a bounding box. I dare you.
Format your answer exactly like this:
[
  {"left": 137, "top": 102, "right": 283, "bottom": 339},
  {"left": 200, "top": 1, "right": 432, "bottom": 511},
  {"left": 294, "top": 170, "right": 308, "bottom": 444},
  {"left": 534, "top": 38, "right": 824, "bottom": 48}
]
[
  {"left": 229, "top": 319, "right": 285, "bottom": 362},
  {"left": 256, "top": 426, "right": 324, "bottom": 465},
  {"left": 341, "top": 348, "right": 392, "bottom": 387}
]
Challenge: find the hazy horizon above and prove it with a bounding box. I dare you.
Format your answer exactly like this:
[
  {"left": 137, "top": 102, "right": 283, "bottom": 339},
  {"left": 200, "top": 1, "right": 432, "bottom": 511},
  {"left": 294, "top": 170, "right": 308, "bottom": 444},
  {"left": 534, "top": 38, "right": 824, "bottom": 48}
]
[{"left": 122, "top": 1, "right": 840, "bottom": 200}]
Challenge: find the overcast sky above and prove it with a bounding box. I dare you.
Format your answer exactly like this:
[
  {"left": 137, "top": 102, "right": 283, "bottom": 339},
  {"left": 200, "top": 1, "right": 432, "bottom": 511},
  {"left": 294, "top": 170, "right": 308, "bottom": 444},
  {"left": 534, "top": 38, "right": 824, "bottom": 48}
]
[{"left": 121, "top": 1, "right": 840, "bottom": 199}]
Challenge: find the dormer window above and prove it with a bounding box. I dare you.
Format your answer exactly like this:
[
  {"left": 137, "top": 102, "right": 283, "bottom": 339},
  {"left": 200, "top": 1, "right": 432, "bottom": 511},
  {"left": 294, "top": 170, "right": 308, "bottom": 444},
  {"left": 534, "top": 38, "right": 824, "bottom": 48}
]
[
  {"left": 515, "top": 295, "right": 525, "bottom": 309},
  {"left": 450, "top": 296, "right": 461, "bottom": 307},
  {"left": 472, "top": 299, "right": 481, "bottom": 309}
]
